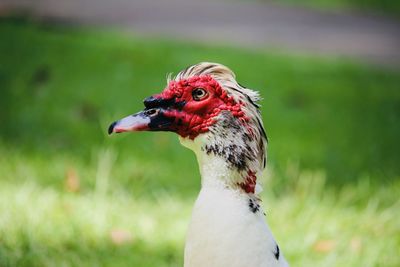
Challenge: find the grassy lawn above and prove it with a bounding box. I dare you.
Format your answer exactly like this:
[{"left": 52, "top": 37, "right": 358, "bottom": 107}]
[{"left": 0, "top": 18, "right": 399, "bottom": 266}]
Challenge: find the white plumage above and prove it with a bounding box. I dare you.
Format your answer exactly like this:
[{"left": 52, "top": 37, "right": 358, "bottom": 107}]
[{"left": 181, "top": 133, "right": 288, "bottom": 267}]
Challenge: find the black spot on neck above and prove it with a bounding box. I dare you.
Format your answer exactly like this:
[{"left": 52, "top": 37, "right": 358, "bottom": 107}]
[
  {"left": 204, "top": 143, "right": 248, "bottom": 171},
  {"left": 248, "top": 198, "right": 260, "bottom": 213},
  {"left": 274, "top": 244, "right": 280, "bottom": 260}
]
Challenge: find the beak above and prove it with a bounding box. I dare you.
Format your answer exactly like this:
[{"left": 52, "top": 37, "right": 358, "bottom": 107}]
[
  {"left": 108, "top": 96, "right": 183, "bottom": 135},
  {"left": 108, "top": 96, "right": 180, "bottom": 134},
  {"left": 108, "top": 110, "right": 152, "bottom": 134}
]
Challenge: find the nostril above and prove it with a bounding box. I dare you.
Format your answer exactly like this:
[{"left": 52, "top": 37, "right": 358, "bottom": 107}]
[{"left": 144, "top": 108, "right": 159, "bottom": 117}]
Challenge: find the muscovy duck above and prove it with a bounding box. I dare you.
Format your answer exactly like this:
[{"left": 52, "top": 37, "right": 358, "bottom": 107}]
[{"left": 109, "top": 62, "right": 289, "bottom": 267}]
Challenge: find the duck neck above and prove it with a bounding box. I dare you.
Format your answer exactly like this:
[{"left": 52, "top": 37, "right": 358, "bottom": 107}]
[
  {"left": 180, "top": 132, "right": 262, "bottom": 194},
  {"left": 182, "top": 135, "right": 285, "bottom": 267},
  {"left": 196, "top": 150, "right": 241, "bottom": 191}
]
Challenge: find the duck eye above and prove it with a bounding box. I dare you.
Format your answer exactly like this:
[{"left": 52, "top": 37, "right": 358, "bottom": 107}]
[{"left": 192, "top": 88, "right": 208, "bottom": 101}]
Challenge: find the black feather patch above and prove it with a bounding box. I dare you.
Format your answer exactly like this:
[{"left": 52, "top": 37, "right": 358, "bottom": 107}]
[
  {"left": 248, "top": 198, "right": 260, "bottom": 213},
  {"left": 274, "top": 244, "right": 280, "bottom": 260},
  {"left": 203, "top": 112, "right": 255, "bottom": 171}
]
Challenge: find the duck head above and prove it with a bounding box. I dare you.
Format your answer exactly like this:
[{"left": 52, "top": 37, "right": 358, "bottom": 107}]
[{"left": 109, "top": 62, "right": 267, "bottom": 193}]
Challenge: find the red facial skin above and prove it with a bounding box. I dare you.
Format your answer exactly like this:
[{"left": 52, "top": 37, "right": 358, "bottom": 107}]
[{"left": 154, "top": 75, "right": 248, "bottom": 139}]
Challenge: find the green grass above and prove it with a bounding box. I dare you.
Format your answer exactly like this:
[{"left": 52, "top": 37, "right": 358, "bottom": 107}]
[{"left": 0, "top": 18, "right": 399, "bottom": 266}]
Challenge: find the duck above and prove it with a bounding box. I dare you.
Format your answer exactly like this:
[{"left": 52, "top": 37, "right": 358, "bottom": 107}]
[{"left": 109, "top": 62, "right": 289, "bottom": 267}]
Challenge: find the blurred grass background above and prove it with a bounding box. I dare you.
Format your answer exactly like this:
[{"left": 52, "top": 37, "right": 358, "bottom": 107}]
[{"left": 0, "top": 17, "right": 399, "bottom": 267}]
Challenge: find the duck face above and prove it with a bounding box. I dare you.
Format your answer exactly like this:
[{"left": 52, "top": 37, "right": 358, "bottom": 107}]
[{"left": 108, "top": 75, "right": 248, "bottom": 140}]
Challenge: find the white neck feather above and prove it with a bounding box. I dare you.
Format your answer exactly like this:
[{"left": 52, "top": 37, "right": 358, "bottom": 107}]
[{"left": 179, "top": 136, "right": 288, "bottom": 267}]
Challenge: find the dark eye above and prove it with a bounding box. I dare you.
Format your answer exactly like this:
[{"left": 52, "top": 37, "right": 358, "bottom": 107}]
[{"left": 192, "top": 88, "right": 208, "bottom": 101}]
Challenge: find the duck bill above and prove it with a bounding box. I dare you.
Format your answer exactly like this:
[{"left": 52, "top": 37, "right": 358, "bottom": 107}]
[
  {"left": 108, "top": 108, "right": 175, "bottom": 135},
  {"left": 108, "top": 111, "right": 151, "bottom": 134}
]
